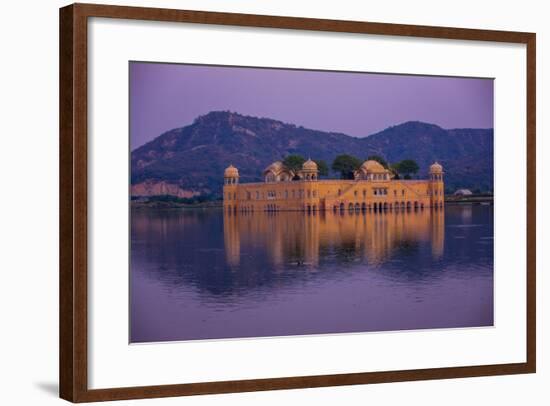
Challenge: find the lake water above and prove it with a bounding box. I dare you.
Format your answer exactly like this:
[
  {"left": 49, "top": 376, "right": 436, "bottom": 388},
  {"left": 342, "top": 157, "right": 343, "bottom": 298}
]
[{"left": 130, "top": 204, "right": 493, "bottom": 343}]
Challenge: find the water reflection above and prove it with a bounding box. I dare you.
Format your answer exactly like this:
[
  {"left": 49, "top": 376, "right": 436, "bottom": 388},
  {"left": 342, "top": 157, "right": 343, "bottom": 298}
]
[
  {"left": 223, "top": 209, "right": 445, "bottom": 269},
  {"left": 130, "top": 205, "right": 493, "bottom": 342}
]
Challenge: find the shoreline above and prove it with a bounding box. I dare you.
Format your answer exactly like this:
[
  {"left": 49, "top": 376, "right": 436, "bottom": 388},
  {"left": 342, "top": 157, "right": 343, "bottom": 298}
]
[
  {"left": 131, "top": 195, "right": 493, "bottom": 210},
  {"left": 131, "top": 200, "right": 223, "bottom": 210},
  {"left": 444, "top": 195, "right": 493, "bottom": 205}
]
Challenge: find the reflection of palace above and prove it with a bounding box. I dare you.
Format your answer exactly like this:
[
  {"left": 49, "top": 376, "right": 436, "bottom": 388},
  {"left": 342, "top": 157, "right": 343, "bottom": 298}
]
[
  {"left": 223, "top": 159, "right": 444, "bottom": 212},
  {"left": 223, "top": 209, "right": 445, "bottom": 268}
]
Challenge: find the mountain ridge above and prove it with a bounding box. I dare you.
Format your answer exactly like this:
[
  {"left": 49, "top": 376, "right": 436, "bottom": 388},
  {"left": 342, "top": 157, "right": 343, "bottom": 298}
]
[{"left": 131, "top": 111, "right": 494, "bottom": 198}]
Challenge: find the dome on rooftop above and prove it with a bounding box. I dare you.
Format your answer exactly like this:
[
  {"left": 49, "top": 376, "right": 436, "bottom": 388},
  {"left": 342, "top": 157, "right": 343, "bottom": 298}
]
[
  {"left": 361, "top": 160, "right": 386, "bottom": 172},
  {"left": 302, "top": 159, "right": 318, "bottom": 171},
  {"left": 224, "top": 164, "right": 239, "bottom": 178},
  {"left": 430, "top": 162, "right": 443, "bottom": 173}
]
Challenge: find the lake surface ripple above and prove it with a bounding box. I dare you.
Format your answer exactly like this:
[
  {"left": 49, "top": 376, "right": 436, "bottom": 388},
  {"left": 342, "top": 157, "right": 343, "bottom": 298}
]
[{"left": 130, "top": 205, "right": 493, "bottom": 342}]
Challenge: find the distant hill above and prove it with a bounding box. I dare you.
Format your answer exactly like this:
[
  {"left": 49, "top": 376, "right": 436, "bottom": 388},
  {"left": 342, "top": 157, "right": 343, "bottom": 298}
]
[{"left": 131, "top": 111, "right": 493, "bottom": 198}]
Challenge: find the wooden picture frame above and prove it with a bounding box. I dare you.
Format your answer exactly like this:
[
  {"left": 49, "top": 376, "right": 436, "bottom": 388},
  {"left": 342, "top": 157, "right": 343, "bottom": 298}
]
[{"left": 59, "top": 3, "right": 536, "bottom": 402}]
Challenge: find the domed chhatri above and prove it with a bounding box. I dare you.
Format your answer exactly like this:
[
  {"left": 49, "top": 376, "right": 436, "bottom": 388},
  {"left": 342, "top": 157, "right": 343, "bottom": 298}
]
[
  {"left": 223, "top": 157, "right": 444, "bottom": 212},
  {"left": 224, "top": 165, "right": 239, "bottom": 184},
  {"left": 224, "top": 164, "right": 239, "bottom": 177},
  {"left": 429, "top": 162, "right": 443, "bottom": 182},
  {"left": 302, "top": 158, "right": 318, "bottom": 171},
  {"left": 299, "top": 158, "right": 319, "bottom": 181},
  {"left": 429, "top": 161, "right": 443, "bottom": 173}
]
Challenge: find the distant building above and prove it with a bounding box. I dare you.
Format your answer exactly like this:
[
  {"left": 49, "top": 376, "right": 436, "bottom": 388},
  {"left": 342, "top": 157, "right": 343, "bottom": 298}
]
[
  {"left": 223, "top": 160, "right": 444, "bottom": 212},
  {"left": 454, "top": 189, "right": 473, "bottom": 196}
]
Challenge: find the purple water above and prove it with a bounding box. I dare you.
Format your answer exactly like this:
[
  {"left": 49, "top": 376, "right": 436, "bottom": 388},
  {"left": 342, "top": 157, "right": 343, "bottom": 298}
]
[{"left": 130, "top": 205, "right": 493, "bottom": 343}]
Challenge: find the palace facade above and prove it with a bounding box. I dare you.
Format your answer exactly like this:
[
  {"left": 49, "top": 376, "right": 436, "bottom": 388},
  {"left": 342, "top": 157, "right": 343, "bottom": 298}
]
[{"left": 223, "top": 159, "right": 444, "bottom": 212}]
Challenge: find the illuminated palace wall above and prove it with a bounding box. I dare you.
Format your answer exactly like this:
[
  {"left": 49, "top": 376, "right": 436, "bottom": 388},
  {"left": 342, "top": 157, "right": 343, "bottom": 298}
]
[
  {"left": 223, "top": 159, "right": 444, "bottom": 212},
  {"left": 223, "top": 208, "right": 445, "bottom": 268}
]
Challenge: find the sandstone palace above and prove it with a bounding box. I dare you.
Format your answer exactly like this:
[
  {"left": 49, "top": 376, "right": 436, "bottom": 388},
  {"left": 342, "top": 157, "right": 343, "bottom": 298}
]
[{"left": 223, "top": 159, "right": 444, "bottom": 212}]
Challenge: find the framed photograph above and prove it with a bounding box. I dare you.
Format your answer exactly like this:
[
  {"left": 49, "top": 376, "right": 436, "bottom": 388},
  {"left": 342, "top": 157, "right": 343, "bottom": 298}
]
[{"left": 59, "top": 3, "right": 536, "bottom": 402}]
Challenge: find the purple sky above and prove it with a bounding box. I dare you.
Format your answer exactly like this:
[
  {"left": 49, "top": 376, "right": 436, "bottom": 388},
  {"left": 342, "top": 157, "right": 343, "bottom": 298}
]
[{"left": 130, "top": 62, "right": 493, "bottom": 149}]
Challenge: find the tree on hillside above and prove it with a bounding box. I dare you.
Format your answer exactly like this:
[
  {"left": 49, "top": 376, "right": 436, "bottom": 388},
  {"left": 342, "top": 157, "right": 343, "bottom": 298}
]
[
  {"left": 366, "top": 155, "right": 389, "bottom": 169},
  {"left": 332, "top": 154, "right": 362, "bottom": 179},
  {"left": 282, "top": 154, "right": 306, "bottom": 173},
  {"left": 314, "top": 159, "right": 329, "bottom": 177},
  {"left": 393, "top": 159, "right": 419, "bottom": 179}
]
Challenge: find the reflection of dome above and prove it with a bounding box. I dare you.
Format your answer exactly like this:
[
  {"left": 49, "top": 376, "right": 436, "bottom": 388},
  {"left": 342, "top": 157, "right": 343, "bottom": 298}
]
[
  {"left": 224, "top": 164, "right": 239, "bottom": 177},
  {"left": 430, "top": 161, "right": 443, "bottom": 173},
  {"left": 361, "top": 160, "right": 386, "bottom": 172},
  {"left": 302, "top": 159, "right": 318, "bottom": 171}
]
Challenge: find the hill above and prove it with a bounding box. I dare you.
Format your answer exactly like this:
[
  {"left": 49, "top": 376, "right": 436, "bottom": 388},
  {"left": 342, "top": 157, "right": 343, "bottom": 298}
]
[{"left": 131, "top": 111, "right": 493, "bottom": 198}]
